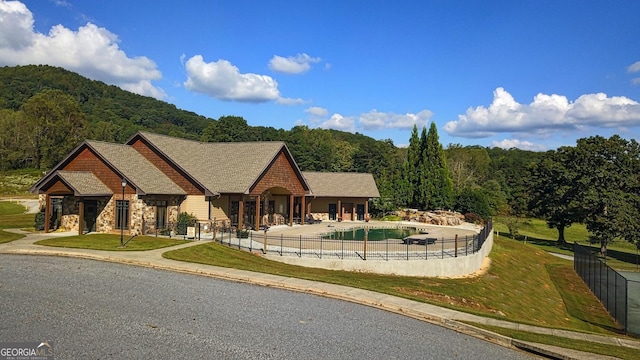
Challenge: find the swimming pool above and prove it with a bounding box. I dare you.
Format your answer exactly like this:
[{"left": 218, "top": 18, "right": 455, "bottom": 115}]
[{"left": 322, "top": 227, "right": 421, "bottom": 241}]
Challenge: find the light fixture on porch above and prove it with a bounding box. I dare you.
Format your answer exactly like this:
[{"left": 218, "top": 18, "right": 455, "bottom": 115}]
[{"left": 120, "top": 178, "right": 126, "bottom": 247}]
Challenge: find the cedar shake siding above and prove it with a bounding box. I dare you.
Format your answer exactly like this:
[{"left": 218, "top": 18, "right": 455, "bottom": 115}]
[{"left": 251, "top": 150, "right": 307, "bottom": 196}]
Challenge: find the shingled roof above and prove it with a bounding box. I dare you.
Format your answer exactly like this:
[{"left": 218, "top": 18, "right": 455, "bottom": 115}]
[
  {"left": 303, "top": 172, "right": 380, "bottom": 198},
  {"left": 87, "top": 141, "right": 185, "bottom": 195},
  {"left": 55, "top": 171, "right": 112, "bottom": 196},
  {"left": 132, "top": 132, "right": 307, "bottom": 194}
]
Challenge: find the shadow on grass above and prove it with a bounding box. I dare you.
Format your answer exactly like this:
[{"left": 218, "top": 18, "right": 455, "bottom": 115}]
[{"left": 497, "top": 231, "right": 574, "bottom": 251}]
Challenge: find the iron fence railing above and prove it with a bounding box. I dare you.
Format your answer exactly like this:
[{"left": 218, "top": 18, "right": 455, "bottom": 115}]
[
  {"left": 574, "top": 242, "right": 640, "bottom": 336},
  {"left": 210, "top": 219, "right": 492, "bottom": 261}
]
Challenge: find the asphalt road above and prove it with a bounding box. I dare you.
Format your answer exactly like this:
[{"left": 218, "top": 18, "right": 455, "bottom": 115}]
[{"left": 0, "top": 255, "right": 535, "bottom": 359}]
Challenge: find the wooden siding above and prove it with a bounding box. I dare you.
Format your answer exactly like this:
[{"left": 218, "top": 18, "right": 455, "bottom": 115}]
[
  {"left": 251, "top": 151, "right": 306, "bottom": 196},
  {"left": 209, "top": 196, "right": 229, "bottom": 222},
  {"left": 63, "top": 147, "right": 134, "bottom": 194},
  {"left": 182, "top": 195, "right": 209, "bottom": 221},
  {"left": 130, "top": 138, "right": 204, "bottom": 195},
  {"left": 45, "top": 179, "right": 72, "bottom": 195}
]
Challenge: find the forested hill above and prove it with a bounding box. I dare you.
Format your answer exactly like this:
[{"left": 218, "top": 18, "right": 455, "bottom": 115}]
[
  {"left": 0, "top": 64, "right": 211, "bottom": 140},
  {"left": 0, "top": 65, "right": 405, "bottom": 178}
]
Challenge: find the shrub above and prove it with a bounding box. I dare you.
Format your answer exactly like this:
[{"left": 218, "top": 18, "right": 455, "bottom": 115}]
[
  {"left": 236, "top": 228, "right": 249, "bottom": 238},
  {"left": 175, "top": 212, "right": 197, "bottom": 235},
  {"left": 34, "top": 210, "right": 46, "bottom": 231}
]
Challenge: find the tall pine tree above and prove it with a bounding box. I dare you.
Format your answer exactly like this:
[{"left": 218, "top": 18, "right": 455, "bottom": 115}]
[
  {"left": 421, "top": 122, "right": 454, "bottom": 210},
  {"left": 403, "top": 125, "right": 421, "bottom": 208}
]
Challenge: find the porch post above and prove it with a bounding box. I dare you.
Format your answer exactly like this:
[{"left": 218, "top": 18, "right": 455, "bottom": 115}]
[
  {"left": 255, "top": 195, "right": 261, "bottom": 231},
  {"left": 238, "top": 198, "right": 244, "bottom": 230},
  {"left": 78, "top": 199, "right": 84, "bottom": 236},
  {"left": 301, "top": 195, "right": 306, "bottom": 226},
  {"left": 365, "top": 200, "right": 369, "bottom": 218},
  {"left": 44, "top": 194, "right": 51, "bottom": 233},
  {"left": 337, "top": 199, "right": 342, "bottom": 221},
  {"left": 289, "top": 194, "right": 294, "bottom": 227}
]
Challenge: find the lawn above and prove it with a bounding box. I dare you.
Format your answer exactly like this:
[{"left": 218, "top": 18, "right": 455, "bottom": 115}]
[
  {"left": 0, "top": 201, "right": 33, "bottom": 243},
  {"left": 494, "top": 216, "right": 640, "bottom": 271},
  {"left": 163, "top": 236, "right": 620, "bottom": 336},
  {"left": 35, "top": 234, "right": 189, "bottom": 251}
]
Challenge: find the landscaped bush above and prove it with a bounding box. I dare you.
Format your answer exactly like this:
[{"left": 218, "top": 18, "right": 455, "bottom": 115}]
[
  {"left": 175, "top": 212, "right": 197, "bottom": 235},
  {"left": 34, "top": 210, "right": 45, "bottom": 231}
]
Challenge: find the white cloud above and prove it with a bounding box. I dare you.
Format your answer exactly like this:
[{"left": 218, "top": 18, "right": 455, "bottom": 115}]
[
  {"left": 184, "top": 55, "right": 280, "bottom": 102},
  {"left": 491, "top": 139, "right": 546, "bottom": 151},
  {"left": 0, "top": 1, "right": 166, "bottom": 99},
  {"left": 305, "top": 106, "right": 328, "bottom": 117},
  {"left": 444, "top": 87, "right": 640, "bottom": 138},
  {"left": 319, "top": 113, "right": 355, "bottom": 132},
  {"left": 269, "top": 53, "right": 321, "bottom": 74},
  {"left": 628, "top": 61, "right": 640, "bottom": 73},
  {"left": 358, "top": 109, "right": 432, "bottom": 130},
  {"left": 276, "top": 97, "right": 306, "bottom": 105}
]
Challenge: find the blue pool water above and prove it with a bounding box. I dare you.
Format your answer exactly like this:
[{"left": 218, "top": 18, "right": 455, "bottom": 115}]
[{"left": 322, "top": 227, "right": 420, "bottom": 241}]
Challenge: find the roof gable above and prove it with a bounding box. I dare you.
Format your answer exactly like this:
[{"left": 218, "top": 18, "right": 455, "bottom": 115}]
[
  {"left": 131, "top": 132, "right": 310, "bottom": 194},
  {"left": 30, "top": 140, "right": 185, "bottom": 196}
]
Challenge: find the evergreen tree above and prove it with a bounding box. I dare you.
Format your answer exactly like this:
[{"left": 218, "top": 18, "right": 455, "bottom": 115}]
[
  {"left": 403, "top": 125, "right": 421, "bottom": 208},
  {"left": 422, "top": 122, "right": 454, "bottom": 210}
]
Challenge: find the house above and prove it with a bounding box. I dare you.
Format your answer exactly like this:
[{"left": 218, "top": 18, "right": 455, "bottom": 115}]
[{"left": 30, "top": 131, "right": 380, "bottom": 235}]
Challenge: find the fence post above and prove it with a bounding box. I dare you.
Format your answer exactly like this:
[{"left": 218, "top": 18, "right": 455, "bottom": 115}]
[
  {"left": 299, "top": 235, "right": 302, "bottom": 258},
  {"left": 455, "top": 234, "right": 458, "bottom": 257},
  {"left": 441, "top": 236, "right": 444, "bottom": 258},
  {"left": 406, "top": 240, "right": 409, "bottom": 261},
  {"left": 386, "top": 237, "right": 389, "bottom": 261},
  {"left": 425, "top": 236, "right": 428, "bottom": 260},
  {"left": 320, "top": 234, "right": 323, "bottom": 259},
  {"left": 465, "top": 235, "right": 468, "bottom": 256},
  {"left": 280, "top": 234, "right": 283, "bottom": 256}
]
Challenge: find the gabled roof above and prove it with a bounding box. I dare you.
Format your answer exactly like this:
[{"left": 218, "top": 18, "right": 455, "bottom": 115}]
[
  {"left": 303, "top": 172, "right": 380, "bottom": 198},
  {"left": 86, "top": 141, "right": 186, "bottom": 195},
  {"left": 50, "top": 171, "right": 112, "bottom": 196},
  {"left": 30, "top": 140, "right": 186, "bottom": 196},
  {"left": 129, "top": 132, "right": 310, "bottom": 194}
]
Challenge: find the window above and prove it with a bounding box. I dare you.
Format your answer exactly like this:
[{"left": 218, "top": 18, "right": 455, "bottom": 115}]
[
  {"left": 115, "top": 200, "right": 129, "bottom": 230},
  {"left": 156, "top": 201, "right": 167, "bottom": 229}
]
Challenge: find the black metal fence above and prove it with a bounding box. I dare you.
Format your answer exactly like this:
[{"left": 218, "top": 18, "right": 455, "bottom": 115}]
[
  {"left": 574, "top": 242, "right": 640, "bottom": 336},
  {"left": 213, "top": 219, "right": 492, "bottom": 261}
]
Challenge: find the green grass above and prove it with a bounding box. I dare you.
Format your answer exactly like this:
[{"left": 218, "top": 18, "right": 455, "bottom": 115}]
[
  {"left": 35, "top": 234, "right": 189, "bottom": 251},
  {"left": 0, "top": 230, "right": 24, "bottom": 244},
  {"left": 0, "top": 201, "right": 35, "bottom": 243},
  {"left": 469, "top": 323, "right": 638, "bottom": 360},
  {"left": 494, "top": 216, "right": 640, "bottom": 272},
  {"left": 0, "top": 201, "right": 27, "bottom": 216},
  {"left": 164, "top": 236, "right": 620, "bottom": 336}
]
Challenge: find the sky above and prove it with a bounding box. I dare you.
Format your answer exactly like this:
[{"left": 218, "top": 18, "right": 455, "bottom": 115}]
[{"left": 1, "top": 0, "right": 640, "bottom": 151}]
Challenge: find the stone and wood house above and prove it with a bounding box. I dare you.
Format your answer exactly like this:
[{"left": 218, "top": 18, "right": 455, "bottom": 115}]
[{"left": 30, "top": 131, "right": 380, "bottom": 235}]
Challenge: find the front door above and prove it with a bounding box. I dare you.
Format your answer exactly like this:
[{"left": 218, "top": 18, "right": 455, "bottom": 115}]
[
  {"left": 328, "top": 204, "right": 337, "bottom": 220},
  {"left": 84, "top": 200, "right": 97, "bottom": 233},
  {"left": 356, "top": 204, "right": 365, "bottom": 221}
]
